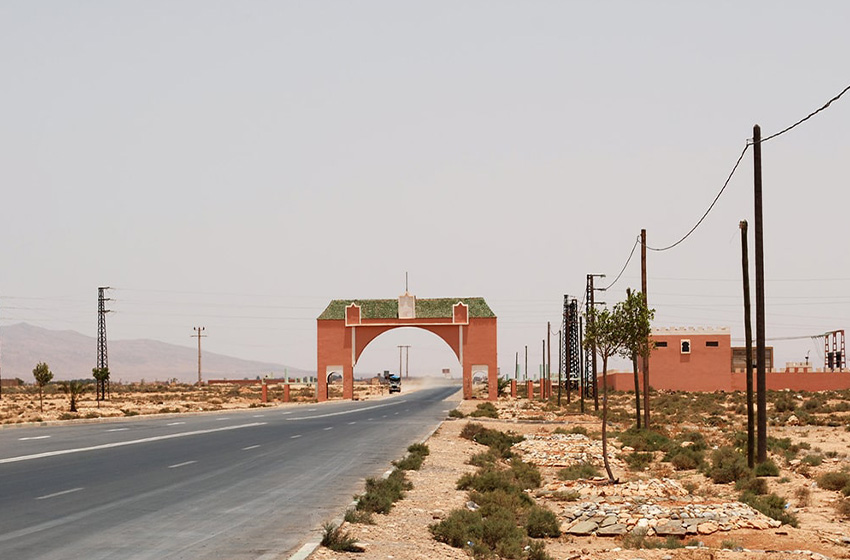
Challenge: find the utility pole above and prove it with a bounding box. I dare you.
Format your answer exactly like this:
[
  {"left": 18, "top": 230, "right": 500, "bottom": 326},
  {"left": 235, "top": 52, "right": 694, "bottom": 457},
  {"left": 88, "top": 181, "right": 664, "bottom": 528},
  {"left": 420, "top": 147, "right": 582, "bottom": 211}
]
[
  {"left": 514, "top": 351, "right": 518, "bottom": 382},
  {"left": 97, "top": 287, "right": 112, "bottom": 401},
  {"left": 557, "top": 329, "right": 562, "bottom": 406},
  {"left": 193, "top": 327, "right": 206, "bottom": 385},
  {"left": 397, "top": 345, "right": 410, "bottom": 378},
  {"left": 641, "top": 228, "right": 650, "bottom": 427},
  {"left": 547, "top": 322, "right": 552, "bottom": 401},
  {"left": 579, "top": 316, "right": 585, "bottom": 413},
  {"left": 524, "top": 345, "right": 528, "bottom": 381},
  {"left": 753, "top": 124, "right": 767, "bottom": 463},
  {"left": 740, "top": 220, "right": 755, "bottom": 468}
]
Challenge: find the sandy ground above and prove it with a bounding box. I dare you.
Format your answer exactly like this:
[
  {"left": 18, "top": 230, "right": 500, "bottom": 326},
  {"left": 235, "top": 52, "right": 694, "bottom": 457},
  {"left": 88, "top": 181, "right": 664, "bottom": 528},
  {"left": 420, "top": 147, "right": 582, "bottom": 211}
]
[{"left": 312, "top": 392, "right": 850, "bottom": 560}]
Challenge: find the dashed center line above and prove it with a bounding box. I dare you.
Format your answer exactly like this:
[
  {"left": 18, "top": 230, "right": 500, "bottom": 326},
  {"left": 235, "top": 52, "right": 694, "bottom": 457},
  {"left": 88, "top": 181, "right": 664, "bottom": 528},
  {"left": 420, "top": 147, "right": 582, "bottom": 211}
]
[
  {"left": 347, "top": 421, "right": 357, "bottom": 425},
  {"left": 106, "top": 428, "right": 129, "bottom": 432},
  {"left": 252, "top": 414, "right": 265, "bottom": 418},
  {"left": 242, "top": 445, "right": 261, "bottom": 450},
  {"left": 368, "top": 418, "right": 374, "bottom": 421},
  {"left": 290, "top": 434, "right": 302, "bottom": 439},
  {"left": 168, "top": 461, "right": 197, "bottom": 469},
  {"left": 19, "top": 435, "right": 51, "bottom": 441},
  {"left": 281, "top": 411, "right": 292, "bottom": 415},
  {"left": 394, "top": 412, "right": 399, "bottom": 415},
  {"left": 215, "top": 417, "right": 229, "bottom": 421},
  {"left": 36, "top": 487, "right": 83, "bottom": 500},
  {"left": 307, "top": 408, "right": 317, "bottom": 411},
  {"left": 323, "top": 426, "right": 333, "bottom": 431},
  {"left": 166, "top": 422, "right": 185, "bottom": 426}
]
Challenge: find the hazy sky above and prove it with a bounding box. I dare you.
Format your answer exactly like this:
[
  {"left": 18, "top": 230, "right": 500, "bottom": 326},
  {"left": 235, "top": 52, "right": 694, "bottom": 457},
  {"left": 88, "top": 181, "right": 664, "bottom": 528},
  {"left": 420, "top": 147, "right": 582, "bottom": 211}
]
[{"left": 1, "top": 2, "right": 848, "bottom": 379}]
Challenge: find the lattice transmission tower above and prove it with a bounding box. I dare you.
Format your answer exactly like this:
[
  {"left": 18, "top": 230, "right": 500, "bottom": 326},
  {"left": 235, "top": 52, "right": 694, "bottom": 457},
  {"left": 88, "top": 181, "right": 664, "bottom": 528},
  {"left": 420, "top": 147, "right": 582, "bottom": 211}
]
[{"left": 97, "top": 286, "right": 111, "bottom": 400}]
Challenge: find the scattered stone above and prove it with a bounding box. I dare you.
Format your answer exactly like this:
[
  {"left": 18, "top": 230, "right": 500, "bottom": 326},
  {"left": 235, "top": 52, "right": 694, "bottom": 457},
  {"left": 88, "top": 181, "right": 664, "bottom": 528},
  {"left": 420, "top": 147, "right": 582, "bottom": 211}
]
[
  {"left": 697, "top": 521, "right": 719, "bottom": 535},
  {"left": 654, "top": 521, "right": 686, "bottom": 536},
  {"left": 465, "top": 500, "right": 479, "bottom": 511},
  {"left": 596, "top": 523, "right": 628, "bottom": 536}
]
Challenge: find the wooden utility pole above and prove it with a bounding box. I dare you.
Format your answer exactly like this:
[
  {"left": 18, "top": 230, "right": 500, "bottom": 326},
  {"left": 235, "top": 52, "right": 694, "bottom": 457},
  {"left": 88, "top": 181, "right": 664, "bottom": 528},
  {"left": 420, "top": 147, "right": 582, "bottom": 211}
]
[
  {"left": 740, "top": 220, "right": 755, "bottom": 468},
  {"left": 541, "top": 338, "right": 546, "bottom": 400},
  {"left": 193, "top": 327, "right": 206, "bottom": 385},
  {"left": 641, "top": 228, "right": 650, "bottom": 427},
  {"left": 557, "top": 329, "right": 562, "bottom": 406},
  {"left": 515, "top": 351, "right": 518, "bottom": 381},
  {"left": 753, "top": 124, "right": 767, "bottom": 463},
  {"left": 547, "top": 322, "right": 552, "bottom": 401},
  {"left": 524, "top": 345, "right": 528, "bottom": 381}
]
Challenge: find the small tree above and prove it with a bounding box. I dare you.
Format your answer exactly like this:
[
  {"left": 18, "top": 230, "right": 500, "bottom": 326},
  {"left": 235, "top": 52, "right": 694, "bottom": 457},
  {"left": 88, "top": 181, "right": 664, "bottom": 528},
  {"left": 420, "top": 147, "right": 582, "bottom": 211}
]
[
  {"left": 32, "top": 362, "right": 54, "bottom": 413},
  {"left": 618, "top": 289, "right": 655, "bottom": 429},
  {"left": 584, "top": 306, "right": 623, "bottom": 484},
  {"left": 92, "top": 367, "right": 109, "bottom": 402},
  {"left": 60, "top": 380, "right": 87, "bottom": 413}
]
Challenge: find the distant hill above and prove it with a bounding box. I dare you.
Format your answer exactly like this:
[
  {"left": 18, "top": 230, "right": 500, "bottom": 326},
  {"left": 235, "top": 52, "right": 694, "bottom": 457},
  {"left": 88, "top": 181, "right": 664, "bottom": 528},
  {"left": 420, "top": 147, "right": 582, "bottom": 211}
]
[{"left": 0, "top": 323, "right": 310, "bottom": 383}]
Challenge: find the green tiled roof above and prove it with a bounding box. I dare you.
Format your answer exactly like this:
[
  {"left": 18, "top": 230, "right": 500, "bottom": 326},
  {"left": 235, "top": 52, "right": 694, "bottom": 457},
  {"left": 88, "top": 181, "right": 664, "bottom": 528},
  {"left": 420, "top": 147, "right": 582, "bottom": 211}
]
[{"left": 317, "top": 297, "right": 496, "bottom": 320}]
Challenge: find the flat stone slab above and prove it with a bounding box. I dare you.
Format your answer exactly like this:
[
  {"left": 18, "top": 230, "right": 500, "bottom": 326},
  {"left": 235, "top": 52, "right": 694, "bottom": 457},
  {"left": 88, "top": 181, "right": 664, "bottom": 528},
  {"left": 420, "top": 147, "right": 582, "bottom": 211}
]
[
  {"left": 654, "top": 521, "right": 686, "bottom": 536},
  {"left": 597, "top": 523, "right": 628, "bottom": 536},
  {"left": 568, "top": 520, "right": 599, "bottom": 535}
]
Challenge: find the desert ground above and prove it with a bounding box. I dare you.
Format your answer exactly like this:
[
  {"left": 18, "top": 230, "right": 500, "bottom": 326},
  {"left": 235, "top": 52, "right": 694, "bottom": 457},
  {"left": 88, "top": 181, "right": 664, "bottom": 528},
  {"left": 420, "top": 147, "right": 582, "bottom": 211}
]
[
  {"left": 312, "top": 385, "right": 850, "bottom": 560},
  {"left": 3, "top": 380, "right": 850, "bottom": 560}
]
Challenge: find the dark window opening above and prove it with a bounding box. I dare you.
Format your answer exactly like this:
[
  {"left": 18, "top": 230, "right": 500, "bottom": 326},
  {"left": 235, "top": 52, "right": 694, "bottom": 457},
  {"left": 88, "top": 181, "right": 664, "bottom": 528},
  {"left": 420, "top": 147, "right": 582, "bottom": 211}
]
[
  {"left": 706, "top": 341, "right": 719, "bottom": 347},
  {"left": 655, "top": 341, "right": 668, "bottom": 348}
]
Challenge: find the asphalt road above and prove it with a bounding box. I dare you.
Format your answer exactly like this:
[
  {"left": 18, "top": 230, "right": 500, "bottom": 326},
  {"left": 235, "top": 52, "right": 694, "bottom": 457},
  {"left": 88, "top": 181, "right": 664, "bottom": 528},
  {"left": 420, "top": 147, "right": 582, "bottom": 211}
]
[{"left": 0, "top": 384, "right": 461, "bottom": 559}]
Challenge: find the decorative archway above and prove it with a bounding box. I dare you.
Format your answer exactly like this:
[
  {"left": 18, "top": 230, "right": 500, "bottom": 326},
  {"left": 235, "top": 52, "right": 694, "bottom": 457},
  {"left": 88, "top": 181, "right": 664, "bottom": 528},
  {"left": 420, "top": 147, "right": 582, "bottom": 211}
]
[{"left": 317, "top": 293, "right": 498, "bottom": 401}]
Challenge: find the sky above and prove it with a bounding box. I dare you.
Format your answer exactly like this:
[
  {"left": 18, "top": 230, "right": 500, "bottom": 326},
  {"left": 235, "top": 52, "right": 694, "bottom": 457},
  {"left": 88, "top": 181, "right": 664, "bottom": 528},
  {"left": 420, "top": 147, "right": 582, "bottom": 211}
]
[{"left": 1, "top": 1, "right": 848, "bottom": 379}]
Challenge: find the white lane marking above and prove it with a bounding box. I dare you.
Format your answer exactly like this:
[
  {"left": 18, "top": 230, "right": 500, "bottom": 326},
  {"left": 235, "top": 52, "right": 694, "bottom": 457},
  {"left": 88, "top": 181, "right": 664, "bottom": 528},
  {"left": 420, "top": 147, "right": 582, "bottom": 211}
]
[
  {"left": 307, "top": 408, "right": 317, "bottom": 411},
  {"left": 347, "top": 421, "right": 357, "bottom": 425},
  {"left": 242, "top": 445, "right": 261, "bottom": 450},
  {"left": 0, "top": 422, "right": 267, "bottom": 465},
  {"left": 394, "top": 412, "right": 399, "bottom": 415},
  {"left": 166, "top": 422, "right": 185, "bottom": 426},
  {"left": 106, "top": 428, "right": 129, "bottom": 432},
  {"left": 287, "top": 400, "right": 406, "bottom": 421},
  {"left": 36, "top": 487, "right": 83, "bottom": 500},
  {"left": 382, "top": 415, "right": 387, "bottom": 418},
  {"left": 168, "top": 461, "right": 196, "bottom": 469},
  {"left": 252, "top": 414, "right": 265, "bottom": 418},
  {"left": 368, "top": 418, "right": 374, "bottom": 421},
  {"left": 281, "top": 411, "right": 293, "bottom": 415},
  {"left": 323, "top": 426, "right": 333, "bottom": 431},
  {"left": 215, "top": 417, "right": 229, "bottom": 421},
  {"left": 290, "top": 434, "right": 302, "bottom": 439},
  {"left": 19, "top": 435, "right": 51, "bottom": 441}
]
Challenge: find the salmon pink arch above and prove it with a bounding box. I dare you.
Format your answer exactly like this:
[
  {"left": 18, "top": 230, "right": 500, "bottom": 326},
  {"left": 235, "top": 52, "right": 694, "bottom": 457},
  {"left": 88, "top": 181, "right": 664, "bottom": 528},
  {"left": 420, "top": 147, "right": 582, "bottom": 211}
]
[{"left": 316, "top": 294, "right": 498, "bottom": 401}]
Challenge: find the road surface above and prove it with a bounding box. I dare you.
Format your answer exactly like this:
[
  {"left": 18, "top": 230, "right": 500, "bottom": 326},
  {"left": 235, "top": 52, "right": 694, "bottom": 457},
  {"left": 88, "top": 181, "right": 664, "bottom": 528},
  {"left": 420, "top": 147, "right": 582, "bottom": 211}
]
[{"left": 0, "top": 384, "right": 461, "bottom": 559}]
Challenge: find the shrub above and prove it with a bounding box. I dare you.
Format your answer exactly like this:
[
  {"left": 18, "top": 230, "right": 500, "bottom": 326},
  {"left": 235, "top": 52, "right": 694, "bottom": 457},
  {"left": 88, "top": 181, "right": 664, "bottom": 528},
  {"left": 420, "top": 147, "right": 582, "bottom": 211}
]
[
  {"left": 554, "top": 425, "right": 588, "bottom": 436},
  {"left": 482, "top": 509, "right": 526, "bottom": 559},
  {"left": 617, "top": 427, "right": 671, "bottom": 451},
  {"left": 429, "top": 509, "right": 483, "bottom": 549},
  {"left": 551, "top": 489, "right": 581, "bottom": 501},
  {"left": 510, "top": 459, "right": 542, "bottom": 489},
  {"left": 622, "top": 528, "right": 685, "bottom": 549},
  {"left": 469, "top": 450, "right": 499, "bottom": 468},
  {"left": 794, "top": 486, "right": 811, "bottom": 507},
  {"left": 735, "top": 477, "right": 768, "bottom": 495},
  {"left": 801, "top": 454, "right": 824, "bottom": 466},
  {"left": 343, "top": 508, "right": 375, "bottom": 525},
  {"left": 739, "top": 492, "right": 798, "bottom": 527},
  {"left": 558, "top": 462, "right": 601, "bottom": 480},
  {"left": 525, "top": 505, "right": 560, "bottom": 538},
  {"left": 818, "top": 471, "right": 850, "bottom": 491},
  {"left": 469, "top": 489, "right": 532, "bottom": 518},
  {"left": 624, "top": 451, "right": 654, "bottom": 471},
  {"left": 393, "top": 443, "right": 430, "bottom": 471},
  {"left": 835, "top": 498, "right": 850, "bottom": 519},
  {"left": 121, "top": 409, "right": 139, "bottom": 417},
  {"left": 526, "top": 540, "right": 554, "bottom": 560},
  {"left": 773, "top": 394, "right": 797, "bottom": 413},
  {"left": 469, "top": 402, "right": 499, "bottom": 418},
  {"left": 58, "top": 413, "right": 78, "bottom": 421},
  {"left": 320, "top": 522, "right": 364, "bottom": 553},
  {"left": 707, "top": 447, "right": 751, "bottom": 484},
  {"left": 355, "top": 470, "right": 411, "bottom": 514},
  {"left": 669, "top": 448, "right": 704, "bottom": 470},
  {"left": 755, "top": 459, "right": 780, "bottom": 477},
  {"left": 460, "top": 423, "right": 523, "bottom": 458},
  {"left": 458, "top": 467, "right": 517, "bottom": 494}
]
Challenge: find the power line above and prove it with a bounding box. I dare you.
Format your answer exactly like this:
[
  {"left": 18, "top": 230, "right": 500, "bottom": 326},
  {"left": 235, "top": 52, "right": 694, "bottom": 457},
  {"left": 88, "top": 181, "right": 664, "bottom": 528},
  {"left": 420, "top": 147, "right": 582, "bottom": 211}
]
[
  {"left": 601, "top": 235, "right": 640, "bottom": 291},
  {"left": 761, "top": 83, "right": 850, "bottom": 143},
  {"left": 646, "top": 143, "right": 750, "bottom": 252}
]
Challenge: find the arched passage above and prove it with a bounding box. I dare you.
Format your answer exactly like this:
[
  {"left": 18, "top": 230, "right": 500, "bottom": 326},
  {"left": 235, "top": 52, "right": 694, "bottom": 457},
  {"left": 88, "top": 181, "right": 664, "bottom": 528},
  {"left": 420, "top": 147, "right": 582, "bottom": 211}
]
[
  {"left": 316, "top": 294, "right": 498, "bottom": 401},
  {"left": 353, "top": 326, "right": 462, "bottom": 379}
]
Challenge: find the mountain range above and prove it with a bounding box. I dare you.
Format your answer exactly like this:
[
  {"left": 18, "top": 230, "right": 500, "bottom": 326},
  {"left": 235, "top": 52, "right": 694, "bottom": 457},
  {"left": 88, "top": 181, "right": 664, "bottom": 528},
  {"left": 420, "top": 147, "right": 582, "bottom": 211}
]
[{"left": 0, "top": 323, "right": 310, "bottom": 384}]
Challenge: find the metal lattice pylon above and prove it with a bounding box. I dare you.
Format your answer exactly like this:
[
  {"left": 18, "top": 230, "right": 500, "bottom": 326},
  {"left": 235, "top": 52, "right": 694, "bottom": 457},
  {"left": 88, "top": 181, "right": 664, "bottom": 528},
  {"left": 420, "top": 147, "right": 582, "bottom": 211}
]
[{"left": 97, "top": 287, "right": 110, "bottom": 400}]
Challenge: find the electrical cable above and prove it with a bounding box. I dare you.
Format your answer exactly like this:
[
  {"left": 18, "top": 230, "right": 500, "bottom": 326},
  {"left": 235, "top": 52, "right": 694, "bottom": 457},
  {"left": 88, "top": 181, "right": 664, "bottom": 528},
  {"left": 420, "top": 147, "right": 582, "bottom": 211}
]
[
  {"left": 645, "top": 143, "right": 750, "bottom": 252},
  {"left": 760, "top": 83, "right": 850, "bottom": 143},
  {"left": 601, "top": 235, "right": 640, "bottom": 291}
]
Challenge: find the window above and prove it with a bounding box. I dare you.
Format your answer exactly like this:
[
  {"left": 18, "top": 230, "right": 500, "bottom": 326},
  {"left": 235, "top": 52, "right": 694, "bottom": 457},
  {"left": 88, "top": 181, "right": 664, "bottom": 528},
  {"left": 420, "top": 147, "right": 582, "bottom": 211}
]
[
  {"left": 706, "top": 341, "right": 719, "bottom": 347},
  {"left": 655, "top": 341, "right": 668, "bottom": 348},
  {"left": 680, "top": 339, "right": 691, "bottom": 354}
]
